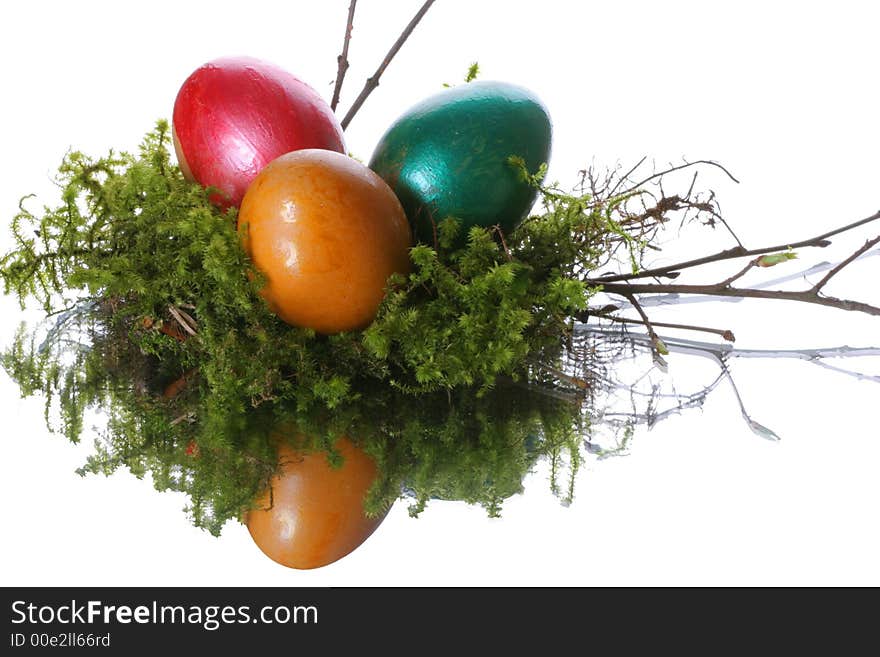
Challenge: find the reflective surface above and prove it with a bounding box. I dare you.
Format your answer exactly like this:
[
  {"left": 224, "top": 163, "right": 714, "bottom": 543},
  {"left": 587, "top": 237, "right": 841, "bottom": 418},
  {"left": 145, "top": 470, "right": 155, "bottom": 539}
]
[
  {"left": 2, "top": 0, "right": 879, "bottom": 587},
  {"left": 247, "top": 437, "right": 388, "bottom": 570}
]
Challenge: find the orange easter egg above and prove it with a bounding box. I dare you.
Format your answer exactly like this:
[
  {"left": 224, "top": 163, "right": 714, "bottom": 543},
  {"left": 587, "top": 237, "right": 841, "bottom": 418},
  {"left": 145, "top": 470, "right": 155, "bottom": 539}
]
[{"left": 238, "top": 149, "right": 411, "bottom": 334}]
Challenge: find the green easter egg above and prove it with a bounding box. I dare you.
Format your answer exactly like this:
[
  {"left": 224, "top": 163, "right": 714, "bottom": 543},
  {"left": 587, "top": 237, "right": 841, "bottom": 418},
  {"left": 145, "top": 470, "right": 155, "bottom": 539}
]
[{"left": 368, "top": 80, "right": 552, "bottom": 244}]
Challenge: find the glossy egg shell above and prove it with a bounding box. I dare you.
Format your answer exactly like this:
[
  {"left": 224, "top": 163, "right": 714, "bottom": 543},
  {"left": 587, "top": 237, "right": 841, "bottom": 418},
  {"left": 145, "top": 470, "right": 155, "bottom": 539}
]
[
  {"left": 247, "top": 438, "right": 388, "bottom": 570},
  {"left": 238, "top": 149, "right": 411, "bottom": 334},
  {"left": 368, "top": 80, "right": 552, "bottom": 244},
  {"left": 173, "top": 56, "right": 345, "bottom": 208}
]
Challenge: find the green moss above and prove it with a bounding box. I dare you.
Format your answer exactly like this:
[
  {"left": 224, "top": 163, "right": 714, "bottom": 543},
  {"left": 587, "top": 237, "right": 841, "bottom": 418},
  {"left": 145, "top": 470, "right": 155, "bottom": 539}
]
[
  {"left": 0, "top": 121, "right": 643, "bottom": 534},
  {"left": 2, "top": 121, "right": 627, "bottom": 409}
]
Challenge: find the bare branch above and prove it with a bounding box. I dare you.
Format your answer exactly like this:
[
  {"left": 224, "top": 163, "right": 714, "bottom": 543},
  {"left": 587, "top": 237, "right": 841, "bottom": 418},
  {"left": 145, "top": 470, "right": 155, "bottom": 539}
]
[
  {"left": 618, "top": 159, "right": 741, "bottom": 197},
  {"left": 340, "top": 0, "right": 436, "bottom": 130},
  {"left": 615, "top": 248, "right": 880, "bottom": 310},
  {"left": 331, "top": 0, "right": 358, "bottom": 112},
  {"left": 599, "top": 281, "right": 880, "bottom": 316},
  {"left": 594, "top": 209, "right": 880, "bottom": 283},
  {"left": 607, "top": 156, "right": 647, "bottom": 197},
  {"left": 580, "top": 325, "right": 880, "bottom": 364},
  {"left": 717, "top": 257, "right": 760, "bottom": 287},
  {"left": 812, "top": 234, "right": 880, "bottom": 293}
]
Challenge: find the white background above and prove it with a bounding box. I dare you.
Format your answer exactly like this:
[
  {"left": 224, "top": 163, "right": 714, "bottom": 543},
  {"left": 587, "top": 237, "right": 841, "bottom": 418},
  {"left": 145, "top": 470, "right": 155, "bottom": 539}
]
[{"left": 0, "top": 0, "right": 878, "bottom": 586}]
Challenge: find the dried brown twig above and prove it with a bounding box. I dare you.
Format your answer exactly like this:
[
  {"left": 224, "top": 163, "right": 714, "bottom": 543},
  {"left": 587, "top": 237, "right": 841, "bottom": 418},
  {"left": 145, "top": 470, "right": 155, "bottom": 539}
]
[
  {"left": 572, "top": 160, "right": 731, "bottom": 274},
  {"left": 167, "top": 305, "right": 198, "bottom": 336},
  {"left": 330, "top": 0, "right": 358, "bottom": 112},
  {"left": 811, "top": 234, "right": 880, "bottom": 293},
  {"left": 575, "top": 158, "right": 880, "bottom": 320},
  {"left": 340, "top": 0, "right": 436, "bottom": 130},
  {"left": 593, "top": 209, "right": 880, "bottom": 284}
]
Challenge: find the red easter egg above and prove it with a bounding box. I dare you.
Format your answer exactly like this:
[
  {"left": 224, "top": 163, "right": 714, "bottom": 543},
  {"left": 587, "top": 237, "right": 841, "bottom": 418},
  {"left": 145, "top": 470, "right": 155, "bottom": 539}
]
[{"left": 172, "top": 56, "right": 345, "bottom": 208}]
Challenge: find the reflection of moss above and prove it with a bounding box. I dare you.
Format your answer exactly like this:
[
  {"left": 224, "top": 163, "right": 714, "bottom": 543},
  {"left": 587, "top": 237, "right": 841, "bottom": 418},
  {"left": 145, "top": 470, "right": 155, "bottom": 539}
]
[
  {"left": 359, "top": 386, "right": 584, "bottom": 518},
  {"left": 3, "top": 308, "right": 587, "bottom": 534},
  {"left": 288, "top": 382, "right": 585, "bottom": 518}
]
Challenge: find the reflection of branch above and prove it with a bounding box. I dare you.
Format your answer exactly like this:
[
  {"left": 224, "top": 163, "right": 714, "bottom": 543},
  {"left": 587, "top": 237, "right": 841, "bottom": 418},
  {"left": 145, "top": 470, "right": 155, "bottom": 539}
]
[
  {"left": 580, "top": 325, "right": 880, "bottom": 383},
  {"left": 330, "top": 0, "right": 358, "bottom": 112},
  {"left": 528, "top": 360, "right": 590, "bottom": 390},
  {"left": 809, "top": 359, "right": 880, "bottom": 384},
  {"left": 340, "top": 0, "right": 436, "bottom": 130},
  {"left": 580, "top": 309, "right": 735, "bottom": 342},
  {"left": 574, "top": 324, "right": 880, "bottom": 440},
  {"left": 714, "top": 357, "right": 780, "bottom": 441},
  {"left": 600, "top": 369, "right": 727, "bottom": 427}
]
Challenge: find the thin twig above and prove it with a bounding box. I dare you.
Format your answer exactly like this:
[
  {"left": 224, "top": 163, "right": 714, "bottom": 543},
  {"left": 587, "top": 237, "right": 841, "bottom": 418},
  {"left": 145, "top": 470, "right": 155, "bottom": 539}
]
[
  {"left": 618, "top": 291, "right": 668, "bottom": 369},
  {"left": 492, "top": 225, "right": 512, "bottom": 261},
  {"left": 331, "top": 0, "right": 358, "bottom": 112},
  {"left": 593, "top": 209, "right": 880, "bottom": 283},
  {"left": 340, "top": 0, "right": 436, "bottom": 130},
  {"left": 168, "top": 305, "right": 198, "bottom": 336},
  {"left": 580, "top": 325, "right": 880, "bottom": 362},
  {"left": 812, "top": 234, "right": 880, "bottom": 292},
  {"left": 717, "top": 220, "right": 745, "bottom": 249},
  {"left": 614, "top": 248, "right": 880, "bottom": 309},
  {"left": 718, "top": 257, "right": 761, "bottom": 287},
  {"left": 600, "top": 281, "right": 880, "bottom": 316},
  {"left": 528, "top": 359, "right": 590, "bottom": 390},
  {"left": 620, "top": 159, "right": 740, "bottom": 196},
  {"left": 607, "top": 156, "right": 647, "bottom": 197}
]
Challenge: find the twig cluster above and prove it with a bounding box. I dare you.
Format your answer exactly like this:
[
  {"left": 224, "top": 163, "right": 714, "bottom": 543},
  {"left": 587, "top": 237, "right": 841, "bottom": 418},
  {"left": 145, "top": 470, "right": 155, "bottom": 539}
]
[
  {"left": 329, "top": 0, "right": 437, "bottom": 130},
  {"left": 575, "top": 324, "right": 880, "bottom": 440},
  {"left": 570, "top": 158, "right": 880, "bottom": 366}
]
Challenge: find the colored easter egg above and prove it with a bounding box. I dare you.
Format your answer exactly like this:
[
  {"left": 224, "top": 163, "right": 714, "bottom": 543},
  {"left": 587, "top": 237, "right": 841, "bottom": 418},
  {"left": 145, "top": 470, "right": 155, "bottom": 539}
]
[
  {"left": 238, "top": 149, "right": 411, "bottom": 334},
  {"left": 173, "top": 56, "right": 345, "bottom": 209},
  {"left": 369, "top": 81, "right": 552, "bottom": 244}
]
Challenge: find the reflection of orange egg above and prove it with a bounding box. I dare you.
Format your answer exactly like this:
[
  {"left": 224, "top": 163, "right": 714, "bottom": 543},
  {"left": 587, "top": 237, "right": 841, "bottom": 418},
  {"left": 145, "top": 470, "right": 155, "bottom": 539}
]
[
  {"left": 238, "top": 149, "right": 411, "bottom": 334},
  {"left": 246, "top": 437, "right": 388, "bottom": 570}
]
